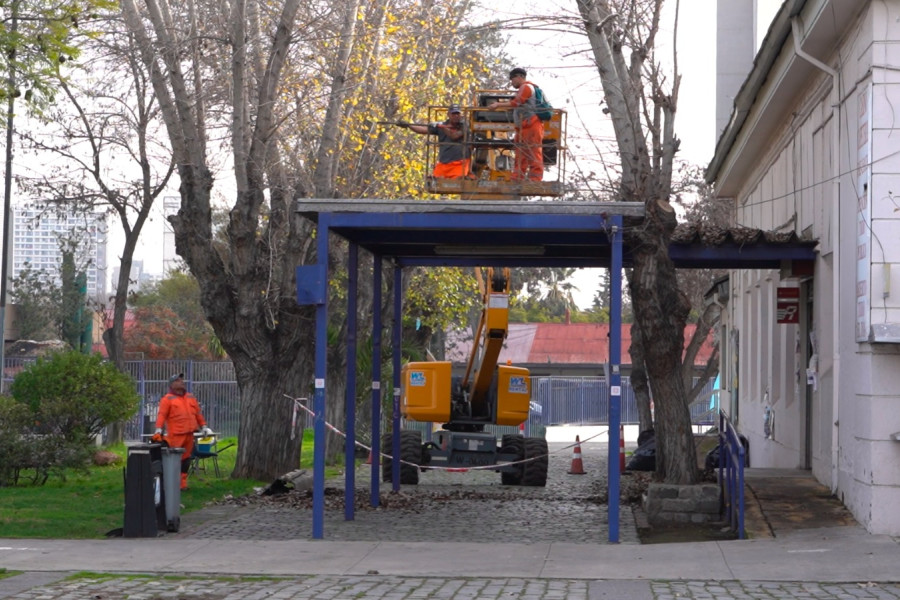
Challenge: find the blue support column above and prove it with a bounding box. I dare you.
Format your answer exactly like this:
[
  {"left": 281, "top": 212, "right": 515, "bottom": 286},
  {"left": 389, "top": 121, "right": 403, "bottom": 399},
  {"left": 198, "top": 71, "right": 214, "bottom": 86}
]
[
  {"left": 608, "top": 215, "right": 624, "bottom": 543},
  {"left": 370, "top": 257, "right": 382, "bottom": 507},
  {"left": 391, "top": 265, "right": 402, "bottom": 491},
  {"left": 344, "top": 243, "right": 358, "bottom": 521},
  {"left": 312, "top": 214, "right": 330, "bottom": 540}
]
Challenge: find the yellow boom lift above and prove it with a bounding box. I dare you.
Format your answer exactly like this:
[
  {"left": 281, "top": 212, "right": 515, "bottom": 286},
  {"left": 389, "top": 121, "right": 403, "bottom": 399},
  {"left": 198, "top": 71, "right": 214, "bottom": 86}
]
[
  {"left": 381, "top": 91, "right": 563, "bottom": 485},
  {"left": 424, "top": 89, "right": 566, "bottom": 199},
  {"left": 387, "top": 267, "right": 549, "bottom": 486}
]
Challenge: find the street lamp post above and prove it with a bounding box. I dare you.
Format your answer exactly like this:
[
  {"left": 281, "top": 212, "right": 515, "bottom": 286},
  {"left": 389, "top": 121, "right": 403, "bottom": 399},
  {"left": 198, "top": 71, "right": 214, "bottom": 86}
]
[{"left": 0, "top": 6, "right": 19, "bottom": 389}]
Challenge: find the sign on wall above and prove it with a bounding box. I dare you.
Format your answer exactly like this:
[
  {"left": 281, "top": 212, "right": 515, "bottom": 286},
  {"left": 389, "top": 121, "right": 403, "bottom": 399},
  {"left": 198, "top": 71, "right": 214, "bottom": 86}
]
[{"left": 776, "top": 287, "right": 800, "bottom": 324}]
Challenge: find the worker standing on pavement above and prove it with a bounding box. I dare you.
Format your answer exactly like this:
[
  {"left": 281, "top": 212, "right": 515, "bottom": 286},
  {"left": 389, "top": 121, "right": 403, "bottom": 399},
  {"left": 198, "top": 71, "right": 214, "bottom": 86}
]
[
  {"left": 153, "top": 373, "right": 211, "bottom": 490},
  {"left": 396, "top": 104, "right": 470, "bottom": 178},
  {"left": 487, "top": 67, "right": 544, "bottom": 182}
]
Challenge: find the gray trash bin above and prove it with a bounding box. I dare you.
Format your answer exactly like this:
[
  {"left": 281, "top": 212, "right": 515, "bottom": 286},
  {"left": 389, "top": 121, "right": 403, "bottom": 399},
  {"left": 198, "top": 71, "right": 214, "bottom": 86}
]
[{"left": 161, "top": 447, "right": 184, "bottom": 532}]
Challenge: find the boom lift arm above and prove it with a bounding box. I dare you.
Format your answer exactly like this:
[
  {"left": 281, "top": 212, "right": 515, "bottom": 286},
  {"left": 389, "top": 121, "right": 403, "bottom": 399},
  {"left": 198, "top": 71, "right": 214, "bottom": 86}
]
[{"left": 461, "top": 267, "right": 512, "bottom": 419}]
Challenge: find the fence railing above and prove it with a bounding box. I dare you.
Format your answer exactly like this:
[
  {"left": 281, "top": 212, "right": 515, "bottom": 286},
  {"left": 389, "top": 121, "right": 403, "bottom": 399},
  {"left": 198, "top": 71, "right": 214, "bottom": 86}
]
[
  {"left": 120, "top": 360, "right": 245, "bottom": 441},
  {"left": 718, "top": 408, "right": 746, "bottom": 539},
  {"left": 530, "top": 375, "right": 717, "bottom": 428},
  {"left": 3, "top": 359, "right": 716, "bottom": 442}
]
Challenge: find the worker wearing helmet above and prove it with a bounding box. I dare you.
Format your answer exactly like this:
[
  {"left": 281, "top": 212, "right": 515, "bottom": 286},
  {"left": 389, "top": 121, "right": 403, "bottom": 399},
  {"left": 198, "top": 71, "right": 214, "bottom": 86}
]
[
  {"left": 153, "top": 373, "right": 210, "bottom": 490},
  {"left": 396, "top": 104, "right": 470, "bottom": 178},
  {"left": 487, "top": 67, "right": 544, "bottom": 182}
]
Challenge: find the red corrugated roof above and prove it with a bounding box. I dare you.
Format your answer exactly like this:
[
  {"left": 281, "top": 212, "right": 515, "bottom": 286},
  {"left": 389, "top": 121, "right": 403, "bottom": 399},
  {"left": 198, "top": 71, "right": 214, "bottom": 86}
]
[{"left": 447, "top": 322, "right": 714, "bottom": 365}]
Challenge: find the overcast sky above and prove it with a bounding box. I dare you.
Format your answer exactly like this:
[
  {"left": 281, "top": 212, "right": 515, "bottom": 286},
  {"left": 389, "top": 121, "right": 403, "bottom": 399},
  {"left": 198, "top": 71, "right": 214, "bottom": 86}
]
[
  {"left": 487, "top": 0, "right": 782, "bottom": 308},
  {"left": 114, "top": 1, "right": 783, "bottom": 303}
]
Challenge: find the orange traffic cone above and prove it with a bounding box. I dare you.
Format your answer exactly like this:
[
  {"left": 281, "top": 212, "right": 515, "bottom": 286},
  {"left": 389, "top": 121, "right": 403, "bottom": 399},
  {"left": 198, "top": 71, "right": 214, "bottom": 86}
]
[
  {"left": 619, "top": 424, "right": 626, "bottom": 473},
  {"left": 568, "top": 435, "right": 586, "bottom": 475},
  {"left": 365, "top": 447, "right": 373, "bottom": 465}
]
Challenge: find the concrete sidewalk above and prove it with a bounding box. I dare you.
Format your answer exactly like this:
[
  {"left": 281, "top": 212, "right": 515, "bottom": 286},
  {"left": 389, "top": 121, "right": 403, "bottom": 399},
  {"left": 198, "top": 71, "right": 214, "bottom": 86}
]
[
  {"left": 2, "top": 443, "right": 899, "bottom": 598},
  {"left": 2, "top": 524, "right": 899, "bottom": 582}
]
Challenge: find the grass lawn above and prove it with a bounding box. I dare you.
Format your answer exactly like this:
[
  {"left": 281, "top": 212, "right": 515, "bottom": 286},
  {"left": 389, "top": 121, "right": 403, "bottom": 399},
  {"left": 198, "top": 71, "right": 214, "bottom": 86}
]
[{"left": 0, "top": 430, "right": 342, "bottom": 539}]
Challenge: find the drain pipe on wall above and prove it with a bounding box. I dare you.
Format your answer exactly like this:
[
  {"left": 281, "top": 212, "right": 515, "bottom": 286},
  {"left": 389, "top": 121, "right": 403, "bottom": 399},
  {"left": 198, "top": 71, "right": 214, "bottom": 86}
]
[{"left": 791, "top": 16, "right": 841, "bottom": 494}]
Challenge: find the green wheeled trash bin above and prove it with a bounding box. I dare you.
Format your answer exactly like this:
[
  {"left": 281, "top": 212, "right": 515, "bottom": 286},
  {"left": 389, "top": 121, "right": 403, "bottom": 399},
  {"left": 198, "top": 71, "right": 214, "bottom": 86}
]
[{"left": 160, "top": 447, "right": 184, "bottom": 532}]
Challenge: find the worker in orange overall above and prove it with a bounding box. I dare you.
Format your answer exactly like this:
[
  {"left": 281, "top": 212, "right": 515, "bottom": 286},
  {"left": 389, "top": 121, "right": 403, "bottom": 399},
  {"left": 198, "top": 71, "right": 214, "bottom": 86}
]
[
  {"left": 397, "top": 104, "right": 470, "bottom": 178},
  {"left": 152, "top": 373, "right": 210, "bottom": 490},
  {"left": 487, "top": 67, "right": 543, "bottom": 182}
]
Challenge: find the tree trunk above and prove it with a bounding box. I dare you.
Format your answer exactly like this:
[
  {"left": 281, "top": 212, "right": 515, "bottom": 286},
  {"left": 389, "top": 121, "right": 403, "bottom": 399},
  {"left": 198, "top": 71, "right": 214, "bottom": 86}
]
[
  {"left": 578, "top": 0, "right": 698, "bottom": 484},
  {"left": 629, "top": 239, "right": 697, "bottom": 484},
  {"left": 628, "top": 319, "right": 654, "bottom": 432},
  {"left": 232, "top": 349, "right": 313, "bottom": 479},
  {"left": 683, "top": 301, "right": 721, "bottom": 407},
  {"left": 325, "top": 375, "right": 347, "bottom": 464}
]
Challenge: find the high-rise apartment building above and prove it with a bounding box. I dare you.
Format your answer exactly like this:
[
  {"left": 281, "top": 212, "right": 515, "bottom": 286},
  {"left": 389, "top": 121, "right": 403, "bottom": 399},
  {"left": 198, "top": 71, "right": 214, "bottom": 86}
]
[{"left": 12, "top": 206, "right": 108, "bottom": 300}]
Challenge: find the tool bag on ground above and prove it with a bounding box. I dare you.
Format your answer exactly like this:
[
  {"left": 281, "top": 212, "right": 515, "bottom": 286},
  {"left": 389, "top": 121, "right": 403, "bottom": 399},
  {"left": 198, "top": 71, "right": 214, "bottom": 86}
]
[{"left": 626, "top": 433, "right": 656, "bottom": 471}]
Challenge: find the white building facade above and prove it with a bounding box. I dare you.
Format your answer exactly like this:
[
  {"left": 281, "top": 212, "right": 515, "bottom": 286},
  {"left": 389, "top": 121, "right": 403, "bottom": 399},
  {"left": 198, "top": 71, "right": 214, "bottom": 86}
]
[
  {"left": 709, "top": 0, "right": 900, "bottom": 535},
  {"left": 12, "top": 206, "right": 108, "bottom": 300}
]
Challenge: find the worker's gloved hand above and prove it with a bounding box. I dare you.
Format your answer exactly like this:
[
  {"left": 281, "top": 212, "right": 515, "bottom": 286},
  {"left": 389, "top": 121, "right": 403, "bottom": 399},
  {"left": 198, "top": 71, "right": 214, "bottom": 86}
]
[
  {"left": 201, "top": 426, "right": 213, "bottom": 436},
  {"left": 396, "top": 120, "right": 409, "bottom": 128},
  {"left": 151, "top": 428, "right": 163, "bottom": 443}
]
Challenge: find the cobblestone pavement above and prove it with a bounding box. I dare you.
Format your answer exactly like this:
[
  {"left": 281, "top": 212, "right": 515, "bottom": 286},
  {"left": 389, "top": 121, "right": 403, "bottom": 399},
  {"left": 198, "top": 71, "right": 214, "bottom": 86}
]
[
  {"left": 649, "top": 581, "right": 900, "bottom": 600},
  {"left": 4, "top": 573, "right": 900, "bottom": 599},
  {"left": 173, "top": 440, "right": 644, "bottom": 544}
]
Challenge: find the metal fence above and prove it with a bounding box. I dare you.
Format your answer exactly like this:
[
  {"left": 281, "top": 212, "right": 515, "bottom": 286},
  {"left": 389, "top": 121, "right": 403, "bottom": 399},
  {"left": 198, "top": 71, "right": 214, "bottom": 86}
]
[
  {"left": 121, "top": 360, "right": 244, "bottom": 441},
  {"left": 530, "top": 375, "right": 717, "bottom": 428},
  {"left": 3, "top": 359, "right": 716, "bottom": 442}
]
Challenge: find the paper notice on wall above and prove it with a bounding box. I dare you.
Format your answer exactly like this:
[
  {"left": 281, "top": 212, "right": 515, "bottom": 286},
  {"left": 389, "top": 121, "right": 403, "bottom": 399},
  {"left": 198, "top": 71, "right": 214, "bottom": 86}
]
[{"left": 807, "top": 353, "right": 818, "bottom": 391}]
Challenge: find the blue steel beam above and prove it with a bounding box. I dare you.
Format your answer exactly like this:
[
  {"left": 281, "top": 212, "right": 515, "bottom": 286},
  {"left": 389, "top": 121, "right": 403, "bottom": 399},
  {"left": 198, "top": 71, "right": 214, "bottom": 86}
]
[
  {"left": 391, "top": 265, "right": 402, "bottom": 492},
  {"left": 608, "top": 215, "right": 624, "bottom": 544},
  {"left": 312, "top": 213, "right": 330, "bottom": 540},
  {"left": 370, "top": 257, "right": 382, "bottom": 507},
  {"left": 344, "top": 243, "right": 358, "bottom": 521}
]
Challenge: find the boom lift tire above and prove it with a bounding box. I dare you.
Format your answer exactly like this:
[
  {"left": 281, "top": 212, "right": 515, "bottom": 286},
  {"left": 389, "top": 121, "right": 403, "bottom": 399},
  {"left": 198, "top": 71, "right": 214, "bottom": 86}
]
[
  {"left": 381, "top": 429, "right": 423, "bottom": 485},
  {"left": 499, "top": 434, "right": 525, "bottom": 485},
  {"left": 521, "top": 437, "right": 549, "bottom": 487}
]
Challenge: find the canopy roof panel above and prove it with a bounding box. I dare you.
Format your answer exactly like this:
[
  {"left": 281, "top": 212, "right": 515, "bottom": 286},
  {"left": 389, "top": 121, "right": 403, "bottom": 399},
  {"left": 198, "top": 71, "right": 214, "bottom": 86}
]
[{"left": 295, "top": 199, "right": 817, "bottom": 269}]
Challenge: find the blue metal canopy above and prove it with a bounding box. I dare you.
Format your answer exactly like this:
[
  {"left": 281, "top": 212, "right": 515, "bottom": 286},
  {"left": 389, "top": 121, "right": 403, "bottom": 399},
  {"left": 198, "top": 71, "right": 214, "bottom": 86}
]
[
  {"left": 293, "top": 198, "right": 817, "bottom": 544},
  {"left": 295, "top": 199, "right": 817, "bottom": 269}
]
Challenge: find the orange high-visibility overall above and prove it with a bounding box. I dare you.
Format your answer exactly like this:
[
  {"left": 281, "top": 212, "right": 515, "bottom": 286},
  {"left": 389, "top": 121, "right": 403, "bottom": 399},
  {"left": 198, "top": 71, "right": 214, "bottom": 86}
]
[
  {"left": 510, "top": 81, "right": 544, "bottom": 182},
  {"left": 156, "top": 391, "right": 206, "bottom": 489}
]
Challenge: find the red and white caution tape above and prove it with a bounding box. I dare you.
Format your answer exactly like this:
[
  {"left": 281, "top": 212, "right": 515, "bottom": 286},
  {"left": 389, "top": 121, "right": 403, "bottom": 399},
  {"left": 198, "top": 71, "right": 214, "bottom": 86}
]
[{"left": 286, "top": 395, "right": 607, "bottom": 472}]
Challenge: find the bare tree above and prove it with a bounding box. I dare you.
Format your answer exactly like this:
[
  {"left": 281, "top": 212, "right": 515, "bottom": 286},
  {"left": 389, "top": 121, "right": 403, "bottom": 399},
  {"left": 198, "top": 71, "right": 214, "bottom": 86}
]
[
  {"left": 119, "top": 0, "right": 317, "bottom": 480},
  {"left": 628, "top": 164, "right": 730, "bottom": 434},
  {"left": 17, "top": 19, "right": 175, "bottom": 377},
  {"left": 675, "top": 165, "right": 731, "bottom": 407},
  {"left": 118, "top": 0, "right": 510, "bottom": 479},
  {"left": 577, "top": 0, "right": 697, "bottom": 484}
]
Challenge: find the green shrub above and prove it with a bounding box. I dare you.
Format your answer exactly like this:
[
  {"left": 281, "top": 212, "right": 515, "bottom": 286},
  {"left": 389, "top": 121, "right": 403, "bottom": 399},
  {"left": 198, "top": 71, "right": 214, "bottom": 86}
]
[
  {"left": 0, "top": 396, "right": 32, "bottom": 485},
  {"left": 0, "top": 394, "right": 92, "bottom": 486},
  {"left": 5, "top": 352, "right": 140, "bottom": 485},
  {"left": 11, "top": 352, "right": 139, "bottom": 447}
]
